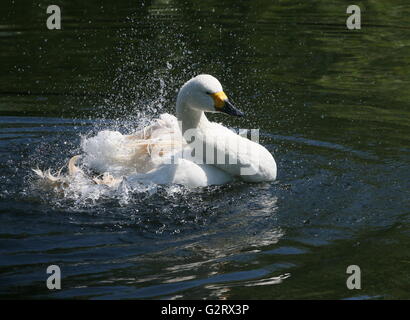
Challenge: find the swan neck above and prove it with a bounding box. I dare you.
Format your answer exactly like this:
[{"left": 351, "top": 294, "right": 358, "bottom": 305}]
[{"left": 176, "top": 100, "right": 208, "bottom": 134}]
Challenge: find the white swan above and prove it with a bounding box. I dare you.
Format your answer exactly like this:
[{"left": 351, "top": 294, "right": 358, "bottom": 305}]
[{"left": 34, "top": 75, "right": 277, "bottom": 188}]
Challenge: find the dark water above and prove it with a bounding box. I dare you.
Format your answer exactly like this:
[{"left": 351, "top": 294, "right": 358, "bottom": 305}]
[{"left": 1, "top": 0, "right": 410, "bottom": 299}]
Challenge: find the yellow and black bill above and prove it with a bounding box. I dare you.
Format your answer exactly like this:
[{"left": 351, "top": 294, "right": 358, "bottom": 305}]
[{"left": 211, "top": 91, "right": 245, "bottom": 117}]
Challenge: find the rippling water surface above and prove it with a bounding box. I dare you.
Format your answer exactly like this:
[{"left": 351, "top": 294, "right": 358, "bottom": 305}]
[{"left": 1, "top": 0, "right": 410, "bottom": 299}]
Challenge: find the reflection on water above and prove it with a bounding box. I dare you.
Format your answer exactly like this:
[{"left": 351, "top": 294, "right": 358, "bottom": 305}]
[{"left": 0, "top": 0, "right": 410, "bottom": 299}]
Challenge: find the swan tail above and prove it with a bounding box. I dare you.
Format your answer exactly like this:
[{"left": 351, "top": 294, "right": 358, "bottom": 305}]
[
  {"left": 32, "top": 155, "right": 82, "bottom": 186},
  {"left": 32, "top": 155, "right": 122, "bottom": 188}
]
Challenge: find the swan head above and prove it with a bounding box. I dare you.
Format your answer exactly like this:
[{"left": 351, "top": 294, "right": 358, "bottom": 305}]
[{"left": 177, "top": 74, "right": 244, "bottom": 117}]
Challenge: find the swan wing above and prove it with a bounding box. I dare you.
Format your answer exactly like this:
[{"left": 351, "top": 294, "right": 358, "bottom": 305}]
[
  {"left": 81, "top": 114, "right": 186, "bottom": 176},
  {"left": 201, "top": 122, "right": 277, "bottom": 182}
]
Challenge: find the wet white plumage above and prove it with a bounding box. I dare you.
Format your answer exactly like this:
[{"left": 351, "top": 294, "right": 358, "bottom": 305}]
[{"left": 34, "top": 75, "right": 277, "bottom": 188}]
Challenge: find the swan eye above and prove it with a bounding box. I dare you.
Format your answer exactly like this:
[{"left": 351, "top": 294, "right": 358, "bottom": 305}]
[{"left": 205, "top": 91, "right": 211, "bottom": 95}]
